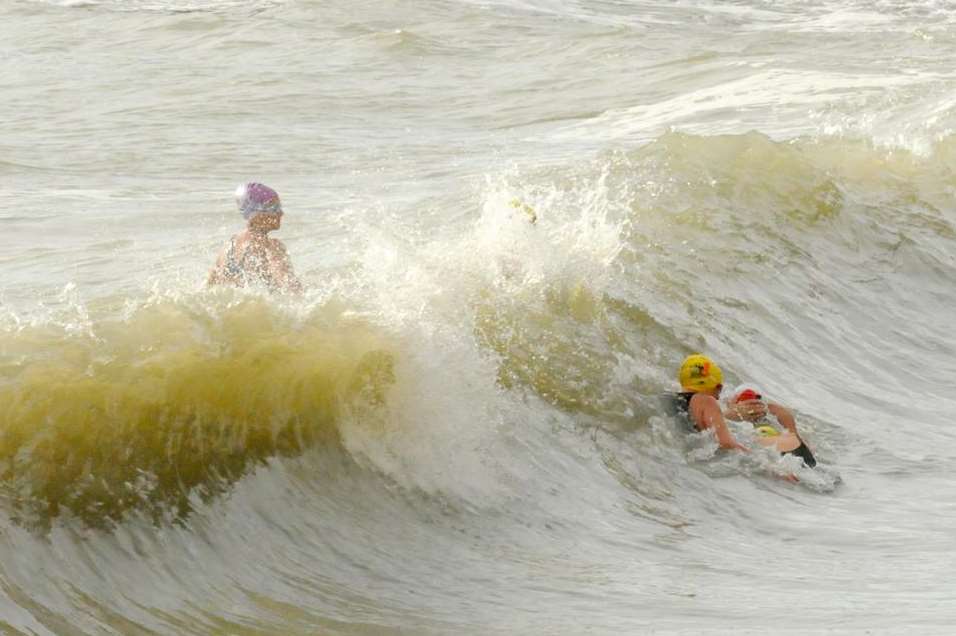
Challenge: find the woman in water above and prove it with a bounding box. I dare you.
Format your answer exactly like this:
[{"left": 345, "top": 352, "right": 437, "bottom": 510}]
[
  {"left": 724, "top": 385, "right": 817, "bottom": 467},
  {"left": 207, "top": 182, "right": 303, "bottom": 294}
]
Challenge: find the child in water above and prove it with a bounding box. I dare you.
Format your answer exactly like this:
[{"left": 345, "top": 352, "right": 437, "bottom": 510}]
[{"left": 207, "top": 182, "right": 303, "bottom": 294}]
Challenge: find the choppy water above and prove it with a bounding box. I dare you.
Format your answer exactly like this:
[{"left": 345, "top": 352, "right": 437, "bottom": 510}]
[{"left": 3, "top": 0, "right": 956, "bottom": 633}]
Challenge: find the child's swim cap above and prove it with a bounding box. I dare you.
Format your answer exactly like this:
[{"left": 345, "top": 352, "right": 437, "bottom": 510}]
[
  {"left": 679, "top": 354, "right": 723, "bottom": 392},
  {"left": 236, "top": 182, "right": 282, "bottom": 220},
  {"left": 733, "top": 385, "right": 763, "bottom": 403}
]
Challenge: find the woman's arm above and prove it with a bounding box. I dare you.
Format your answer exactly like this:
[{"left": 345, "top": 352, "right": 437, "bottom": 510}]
[
  {"left": 691, "top": 394, "right": 749, "bottom": 452},
  {"left": 768, "top": 403, "right": 798, "bottom": 434},
  {"left": 267, "top": 241, "right": 303, "bottom": 294}
]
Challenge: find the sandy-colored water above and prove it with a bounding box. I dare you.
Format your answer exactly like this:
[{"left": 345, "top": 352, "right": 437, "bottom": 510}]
[{"left": 3, "top": 1, "right": 956, "bottom": 633}]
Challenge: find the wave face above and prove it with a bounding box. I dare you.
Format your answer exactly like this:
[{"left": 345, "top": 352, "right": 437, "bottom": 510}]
[
  {"left": 0, "top": 297, "right": 395, "bottom": 529},
  {"left": 3, "top": 0, "right": 956, "bottom": 634}
]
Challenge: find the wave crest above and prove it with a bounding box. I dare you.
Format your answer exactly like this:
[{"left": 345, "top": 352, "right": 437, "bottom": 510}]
[{"left": 0, "top": 295, "right": 394, "bottom": 530}]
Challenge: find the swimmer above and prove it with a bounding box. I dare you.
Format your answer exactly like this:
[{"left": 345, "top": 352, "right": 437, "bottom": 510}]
[
  {"left": 725, "top": 385, "right": 817, "bottom": 468},
  {"left": 207, "top": 182, "right": 303, "bottom": 294},
  {"left": 674, "top": 354, "right": 749, "bottom": 452},
  {"left": 673, "top": 355, "right": 817, "bottom": 469}
]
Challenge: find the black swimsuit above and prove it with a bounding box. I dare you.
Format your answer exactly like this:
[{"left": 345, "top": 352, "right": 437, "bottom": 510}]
[
  {"left": 673, "top": 392, "right": 696, "bottom": 416},
  {"left": 786, "top": 441, "right": 817, "bottom": 468},
  {"left": 670, "top": 392, "right": 702, "bottom": 432}
]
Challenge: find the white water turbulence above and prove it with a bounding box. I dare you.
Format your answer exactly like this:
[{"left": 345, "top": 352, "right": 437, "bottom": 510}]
[{"left": 2, "top": 0, "right": 956, "bottom": 634}]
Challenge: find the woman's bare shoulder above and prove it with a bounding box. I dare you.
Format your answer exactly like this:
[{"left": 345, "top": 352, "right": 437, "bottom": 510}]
[{"left": 267, "top": 238, "right": 289, "bottom": 254}]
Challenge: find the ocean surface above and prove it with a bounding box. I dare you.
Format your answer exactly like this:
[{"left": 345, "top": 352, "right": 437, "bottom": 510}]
[{"left": 3, "top": 0, "right": 956, "bottom": 633}]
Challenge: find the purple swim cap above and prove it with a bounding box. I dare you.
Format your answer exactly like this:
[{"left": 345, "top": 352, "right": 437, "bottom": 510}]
[{"left": 235, "top": 182, "right": 282, "bottom": 220}]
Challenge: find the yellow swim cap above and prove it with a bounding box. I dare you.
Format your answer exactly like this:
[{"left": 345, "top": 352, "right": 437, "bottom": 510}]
[
  {"left": 754, "top": 425, "right": 780, "bottom": 437},
  {"left": 678, "top": 354, "right": 723, "bottom": 392}
]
